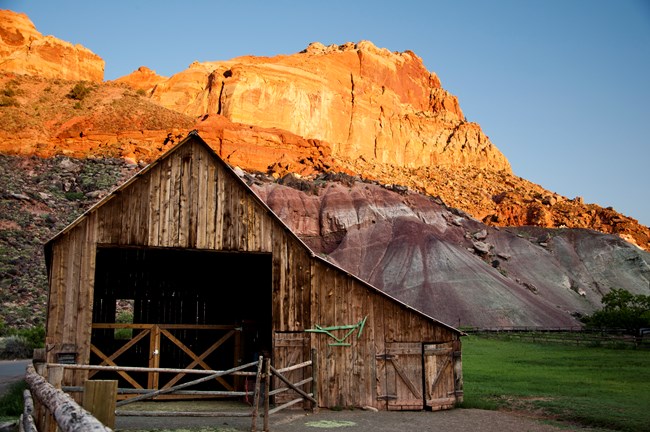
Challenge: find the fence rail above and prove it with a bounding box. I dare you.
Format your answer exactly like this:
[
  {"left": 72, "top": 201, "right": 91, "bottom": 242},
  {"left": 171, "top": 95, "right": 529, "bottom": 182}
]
[
  {"left": 24, "top": 353, "right": 317, "bottom": 432},
  {"left": 24, "top": 364, "right": 111, "bottom": 432},
  {"left": 464, "top": 327, "right": 649, "bottom": 348}
]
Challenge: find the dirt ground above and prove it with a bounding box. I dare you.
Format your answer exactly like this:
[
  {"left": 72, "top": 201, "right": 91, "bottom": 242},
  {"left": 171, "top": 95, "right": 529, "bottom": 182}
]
[
  {"left": 114, "top": 401, "right": 580, "bottom": 432},
  {"left": 0, "top": 368, "right": 584, "bottom": 432}
]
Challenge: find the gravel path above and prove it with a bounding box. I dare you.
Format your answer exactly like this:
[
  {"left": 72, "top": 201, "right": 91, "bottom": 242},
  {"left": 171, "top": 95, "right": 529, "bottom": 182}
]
[
  {"left": 116, "top": 407, "right": 577, "bottom": 432},
  {"left": 0, "top": 363, "right": 579, "bottom": 432}
]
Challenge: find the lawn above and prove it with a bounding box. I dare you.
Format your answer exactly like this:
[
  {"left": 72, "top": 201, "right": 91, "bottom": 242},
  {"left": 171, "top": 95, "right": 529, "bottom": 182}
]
[{"left": 461, "top": 336, "right": 650, "bottom": 432}]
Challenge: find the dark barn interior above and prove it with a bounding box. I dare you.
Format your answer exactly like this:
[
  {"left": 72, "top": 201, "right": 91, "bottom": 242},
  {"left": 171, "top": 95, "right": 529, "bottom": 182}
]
[{"left": 90, "top": 246, "right": 272, "bottom": 390}]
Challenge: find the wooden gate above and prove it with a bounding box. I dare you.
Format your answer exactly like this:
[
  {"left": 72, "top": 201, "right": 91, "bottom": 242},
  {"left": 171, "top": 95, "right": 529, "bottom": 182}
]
[
  {"left": 90, "top": 323, "right": 241, "bottom": 399},
  {"left": 423, "top": 341, "right": 463, "bottom": 410},
  {"left": 376, "top": 342, "right": 424, "bottom": 410},
  {"left": 273, "top": 332, "right": 311, "bottom": 406}
]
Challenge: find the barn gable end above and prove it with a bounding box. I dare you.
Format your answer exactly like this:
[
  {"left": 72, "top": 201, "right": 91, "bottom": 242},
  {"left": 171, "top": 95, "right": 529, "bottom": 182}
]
[{"left": 44, "top": 132, "right": 463, "bottom": 411}]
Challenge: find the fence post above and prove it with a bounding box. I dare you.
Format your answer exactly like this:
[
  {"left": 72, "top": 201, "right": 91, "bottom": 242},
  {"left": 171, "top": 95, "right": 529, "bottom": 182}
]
[
  {"left": 46, "top": 365, "right": 64, "bottom": 432},
  {"left": 264, "top": 358, "right": 270, "bottom": 432},
  {"left": 311, "top": 348, "right": 319, "bottom": 413},
  {"left": 250, "top": 356, "right": 263, "bottom": 432},
  {"left": 33, "top": 363, "right": 46, "bottom": 431},
  {"left": 82, "top": 380, "right": 118, "bottom": 429}
]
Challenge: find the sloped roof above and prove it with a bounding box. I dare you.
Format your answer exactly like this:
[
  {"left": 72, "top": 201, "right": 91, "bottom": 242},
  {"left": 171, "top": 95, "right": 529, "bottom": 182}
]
[{"left": 45, "top": 131, "right": 462, "bottom": 335}]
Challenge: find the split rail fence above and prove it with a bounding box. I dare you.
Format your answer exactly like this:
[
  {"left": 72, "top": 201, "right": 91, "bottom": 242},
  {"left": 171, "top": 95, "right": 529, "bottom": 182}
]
[
  {"left": 464, "top": 327, "right": 650, "bottom": 349},
  {"left": 21, "top": 353, "right": 317, "bottom": 432}
]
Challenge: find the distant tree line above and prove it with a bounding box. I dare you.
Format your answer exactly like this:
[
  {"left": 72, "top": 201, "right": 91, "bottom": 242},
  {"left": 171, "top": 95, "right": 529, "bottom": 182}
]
[{"left": 581, "top": 289, "right": 650, "bottom": 336}]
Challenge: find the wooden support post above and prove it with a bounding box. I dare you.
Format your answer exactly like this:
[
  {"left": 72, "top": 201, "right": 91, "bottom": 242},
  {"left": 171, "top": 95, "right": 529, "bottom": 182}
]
[
  {"left": 148, "top": 325, "right": 161, "bottom": 390},
  {"left": 33, "top": 363, "right": 45, "bottom": 431},
  {"left": 46, "top": 365, "right": 64, "bottom": 432},
  {"left": 250, "top": 356, "right": 263, "bottom": 432},
  {"left": 311, "top": 348, "right": 319, "bottom": 412},
  {"left": 82, "top": 381, "right": 117, "bottom": 429},
  {"left": 264, "top": 358, "right": 270, "bottom": 432},
  {"left": 234, "top": 328, "right": 242, "bottom": 390},
  {"left": 48, "top": 366, "right": 64, "bottom": 389}
]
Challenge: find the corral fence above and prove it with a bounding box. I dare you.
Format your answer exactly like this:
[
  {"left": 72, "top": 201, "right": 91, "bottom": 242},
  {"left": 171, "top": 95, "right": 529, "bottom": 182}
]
[
  {"left": 22, "top": 351, "right": 317, "bottom": 432},
  {"left": 463, "top": 327, "right": 650, "bottom": 349}
]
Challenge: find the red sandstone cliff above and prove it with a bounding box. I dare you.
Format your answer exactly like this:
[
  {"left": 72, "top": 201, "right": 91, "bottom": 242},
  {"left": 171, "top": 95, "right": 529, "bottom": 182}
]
[
  {"left": 0, "top": 10, "right": 649, "bottom": 330},
  {"left": 0, "top": 9, "right": 648, "bottom": 251},
  {"left": 0, "top": 10, "right": 104, "bottom": 82},
  {"left": 119, "top": 41, "right": 510, "bottom": 174}
]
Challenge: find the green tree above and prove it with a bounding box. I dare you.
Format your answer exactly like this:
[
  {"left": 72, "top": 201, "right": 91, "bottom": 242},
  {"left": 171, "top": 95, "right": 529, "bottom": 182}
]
[{"left": 582, "top": 289, "right": 650, "bottom": 335}]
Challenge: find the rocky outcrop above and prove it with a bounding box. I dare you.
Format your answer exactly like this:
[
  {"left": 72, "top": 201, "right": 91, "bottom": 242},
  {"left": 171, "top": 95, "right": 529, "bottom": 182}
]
[
  {"left": 1, "top": 73, "right": 648, "bottom": 250},
  {"left": 112, "top": 66, "right": 167, "bottom": 93},
  {"left": 140, "top": 41, "right": 510, "bottom": 173},
  {"left": 0, "top": 10, "right": 104, "bottom": 82},
  {"left": 0, "top": 73, "right": 338, "bottom": 176}
]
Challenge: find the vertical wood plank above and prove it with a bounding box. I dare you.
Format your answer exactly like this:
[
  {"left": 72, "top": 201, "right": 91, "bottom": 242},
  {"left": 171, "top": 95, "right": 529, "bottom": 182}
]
[
  {"left": 148, "top": 160, "right": 162, "bottom": 246},
  {"left": 169, "top": 148, "right": 182, "bottom": 247},
  {"left": 178, "top": 145, "right": 191, "bottom": 248},
  {"left": 83, "top": 380, "right": 117, "bottom": 428},
  {"left": 159, "top": 157, "right": 172, "bottom": 246},
  {"left": 215, "top": 165, "right": 225, "bottom": 249},
  {"left": 75, "top": 212, "right": 96, "bottom": 387},
  {"left": 206, "top": 161, "right": 217, "bottom": 250},
  {"left": 196, "top": 144, "right": 208, "bottom": 249}
]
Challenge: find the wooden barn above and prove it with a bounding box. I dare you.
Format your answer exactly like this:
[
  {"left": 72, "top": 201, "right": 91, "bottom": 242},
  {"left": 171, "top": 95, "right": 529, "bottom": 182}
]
[{"left": 43, "top": 132, "right": 464, "bottom": 411}]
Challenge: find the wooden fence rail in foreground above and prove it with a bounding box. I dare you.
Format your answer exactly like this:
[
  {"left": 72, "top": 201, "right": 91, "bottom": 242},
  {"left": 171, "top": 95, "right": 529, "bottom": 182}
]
[
  {"left": 19, "top": 389, "right": 37, "bottom": 432},
  {"left": 27, "top": 354, "right": 317, "bottom": 432},
  {"left": 24, "top": 364, "right": 111, "bottom": 432}
]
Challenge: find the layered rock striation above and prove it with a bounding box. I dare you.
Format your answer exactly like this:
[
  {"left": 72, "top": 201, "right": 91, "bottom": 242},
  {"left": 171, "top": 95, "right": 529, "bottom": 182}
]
[
  {"left": 0, "top": 10, "right": 104, "bottom": 82},
  {"left": 252, "top": 178, "right": 650, "bottom": 328},
  {"left": 119, "top": 41, "right": 510, "bottom": 173}
]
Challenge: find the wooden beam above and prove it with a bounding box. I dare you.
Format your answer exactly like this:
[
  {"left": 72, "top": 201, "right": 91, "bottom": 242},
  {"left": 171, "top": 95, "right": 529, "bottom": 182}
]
[
  {"left": 115, "top": 360, "right": 260, "bottom": 407},
  {"left": 269, "top": 365, "right": 317, "bottom": 404}
]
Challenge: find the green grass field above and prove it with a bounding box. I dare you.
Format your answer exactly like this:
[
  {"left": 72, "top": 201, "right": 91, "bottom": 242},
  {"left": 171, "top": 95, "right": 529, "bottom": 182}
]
[{"left": 461, "top": 336, "right": 650, "bottom": 432}]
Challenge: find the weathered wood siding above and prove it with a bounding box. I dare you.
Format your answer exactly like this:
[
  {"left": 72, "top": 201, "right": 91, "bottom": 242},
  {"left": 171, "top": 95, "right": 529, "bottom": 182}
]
[
  {"left": 46, "top": 140, "right": 277, "bottom": 388},
  {"left": 93, "top": 141, "right": 274, "bottom": 251},
  {"left": 45, "top": 135, "right": 461, "bottom": 409},
  {"left": 309, "top": 260, "right": 458, "bottom": 409}
]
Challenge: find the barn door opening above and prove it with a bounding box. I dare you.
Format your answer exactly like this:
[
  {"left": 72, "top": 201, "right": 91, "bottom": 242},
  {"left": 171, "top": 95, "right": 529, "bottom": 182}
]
[
  {"left": 423, "top": 341, "right": 463, "bottom": 410},
  {"left": 375, "top": 342, "right": 424, "bottom": 410},
  {"left": 90, "top": 245, "right": 272, "bottom": 395}
]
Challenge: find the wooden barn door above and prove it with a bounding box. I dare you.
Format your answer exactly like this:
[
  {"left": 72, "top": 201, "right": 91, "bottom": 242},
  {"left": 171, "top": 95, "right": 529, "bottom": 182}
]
[
  {"left": 423, "top": 342, "right": 462, "bottom": 410},
  {"left": 273, "top": 332, "right": 310, "bottom": 405},
  {"left": 376, "top": 342, "right": 424, "bottom": 410}
]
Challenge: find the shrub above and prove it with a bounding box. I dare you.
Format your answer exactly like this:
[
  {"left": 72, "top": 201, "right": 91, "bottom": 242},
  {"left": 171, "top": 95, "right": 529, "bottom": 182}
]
[
  {"left": 64, "top": 191, "right": 85, "bottom": 201},
  {"left": 0, "top": 336, "right": 32, "bottom": 359},
  {"left": 67, "top": 82, "right": 93, "bottom": 100},
  {"left": 17, "top": 326, "right": 45, "bottom": 349},
  {"left": 0, "top": 95, "right": 18, "bottom": 107},
  {"left": 0, "top": 325, "right": 45, "bottom": 359}
]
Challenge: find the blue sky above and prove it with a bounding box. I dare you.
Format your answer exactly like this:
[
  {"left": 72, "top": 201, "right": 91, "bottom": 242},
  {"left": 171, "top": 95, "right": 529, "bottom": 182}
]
[{"left": 4, "top": 0, "right": 650, "bottom": 227}]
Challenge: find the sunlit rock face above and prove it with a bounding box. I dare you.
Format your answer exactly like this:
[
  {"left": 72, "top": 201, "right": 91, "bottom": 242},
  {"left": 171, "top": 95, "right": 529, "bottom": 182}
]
[
  {"left": 143, "top": 41, "right": 511, "bottom": 173},
  {"left": 0, "top": 10, "right": 104, "bottom": 82}
]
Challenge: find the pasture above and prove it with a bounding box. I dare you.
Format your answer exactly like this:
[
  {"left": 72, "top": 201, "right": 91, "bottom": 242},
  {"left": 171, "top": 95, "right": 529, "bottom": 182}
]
[{"left": 461, "top": 335, "right": 650, "bottom": 431}]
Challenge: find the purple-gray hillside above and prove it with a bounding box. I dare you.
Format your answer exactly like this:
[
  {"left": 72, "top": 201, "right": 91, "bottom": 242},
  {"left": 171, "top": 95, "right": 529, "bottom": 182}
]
[{"left": 254, "top": 179, "right": 650, "bottom": 328}]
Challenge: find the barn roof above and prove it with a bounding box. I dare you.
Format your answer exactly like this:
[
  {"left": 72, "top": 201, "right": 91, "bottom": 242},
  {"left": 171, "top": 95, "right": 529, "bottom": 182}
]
[{"left": 45, "top": 131, "right": 463, "bottom": 336}]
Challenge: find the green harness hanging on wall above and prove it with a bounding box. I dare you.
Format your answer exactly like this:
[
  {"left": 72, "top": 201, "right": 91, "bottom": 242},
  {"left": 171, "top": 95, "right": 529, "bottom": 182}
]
[{"left": 305, "top": 316, "right": 368, "bottom": 346}]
